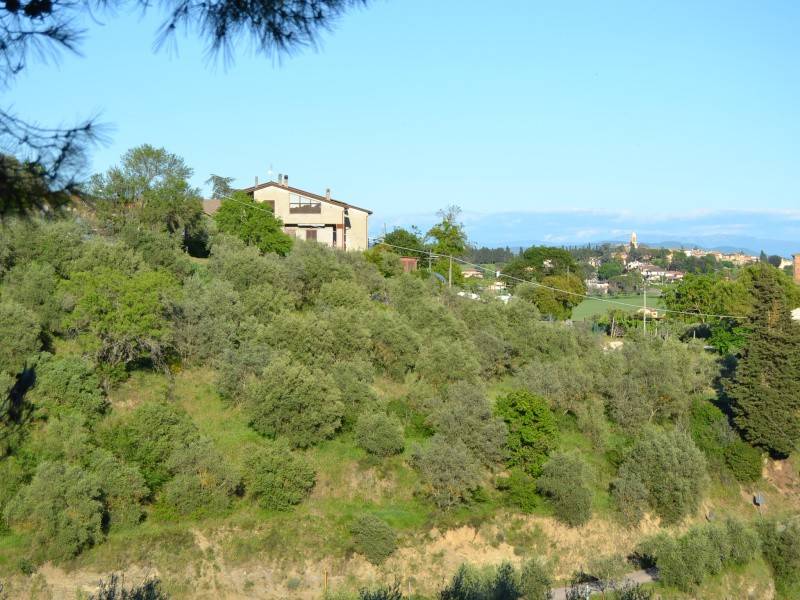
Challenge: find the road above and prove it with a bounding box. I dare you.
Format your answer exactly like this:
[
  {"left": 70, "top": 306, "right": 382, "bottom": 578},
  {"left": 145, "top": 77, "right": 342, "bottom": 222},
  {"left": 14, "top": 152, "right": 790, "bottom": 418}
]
[{"left": 551, "top": 568, "right": 658, "bottom": 600}]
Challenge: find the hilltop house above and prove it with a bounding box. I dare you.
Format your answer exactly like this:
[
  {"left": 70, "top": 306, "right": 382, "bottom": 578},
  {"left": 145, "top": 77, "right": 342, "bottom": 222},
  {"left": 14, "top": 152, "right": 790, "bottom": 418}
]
[{"left": 206, "top": 175, "right": 371, "bottom": 251}]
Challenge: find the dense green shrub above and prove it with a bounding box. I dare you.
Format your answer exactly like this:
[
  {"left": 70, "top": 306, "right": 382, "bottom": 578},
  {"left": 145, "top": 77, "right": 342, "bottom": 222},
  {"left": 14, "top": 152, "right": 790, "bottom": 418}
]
[
  {"left": 429, "top": 382, "right": 507, "bottom": 467},
  {"left": 357, "top": 584, "right": 403, "bottom": 600},
  {"left": 61, "top": 267, "right": 178, "bottom": 368},
  {"left": 603, "top": 339, "right": 715, "bottom": 429},
  {"left": 367, "top": 310, "right": 420, "bottom": 380},
  {"left": 363, "top": 247, "right": 403, "bottom": 278},
  {"left": 412, "top": 435, "right": 482, "bottom": 509},
  {"left": 331, "top": 358, "right": 378, "bottom": 426},
  {"left": 759, "top": 518, "right": 800, "bottom": 591},
  {"left": 350, "top": 514, "right": 397, "bottom": 564},
  {"left": 240, "top": 282, "right": 298, "bottom": 324},
  {"left": 244, "top": 354, "right": 344, "bottom": 448},
  {"left": 518, "top": 356, "right": 597, "bottom": 415},
  {"left": 536, "top": 452, "right": 593, "bottom": 527},
  {"left": 105, "top": 402, "right": 200, "bottom": 489},
  {"left": 495, "top": 390, "right": 557, "bottom": 476},
  {"left": 266, "top": 309, "right": 371, "bottom": 369},
  {"left": 0, "top": 456, "right": 26, "bottom": 530},
  {"left": 243, "top": 444, "right": 316, "bottom": 510},
  {"left": 214, "top": 192, "right": 293, "bottom": 255},
  {"left": 415, "top": 338, "right": 481, "bottom": 388},
  {"left": 214, "top": 320, "right": 271, "bottom": 403},
  {"left": 497, "top": 469, "right": 541, "bottom": 513},
  {"left": 160, "top": 439, "right": 239, "bottom": 517},
  {"left": 0, "top": 300, "right": 41, "bottom": 376},
  {"left": 208, "top": 234, "right": 289, "bottom": 291},
  {"left": 2, "top": 261, "right": 60, "bottom": 328},
  {"left": 723, "top": 439, "right": 762, "bottom": 482},
  {"left": 519, "top": 559, "right": 553, "bottom": 600},
  {"left": 439, "top": 562, "right": 523, "bottom": 600},
  {"left": 609, "top": 474, "right": 648, "bottom": 526},
  {"left": 3, "top": 219, "right": 85, "bottom": 276},
  {"left": 16, "top": 411, "right": 92, "bottom": 468},
  {"left": 30, "top": 354, "right": 108, "bottom": 420},
  {"left": 173, "top": 276, "right": 241, "bottom": 364},
  {"left": 612, "top": 429, "right": 708, "bottom": 525},
  {"left": 119, "top": 225, "right": 195, "bottom": 279},
  {"left": 69, "top": 239, "right": 144, "bottom": 276},
  {"left": 316, "top": 279, "right": 371, "bottom": 311},
  {"left": 355, "top": 412, "right": 405, "bottom": 457},
  {"left": 86, "top": 448, "right": 148, "bottom": 530},
  {"left": 4, "top": 461, "right": 103, "bottom": 561},
  {"left": 284, "top": 240, "right": 355, "bottom": 305},
  {"left": 636, "top": 519, "right": 760, "bottom": 591},
  {"left": 689, "top": 398, "right": 734, "bottom": 463}
]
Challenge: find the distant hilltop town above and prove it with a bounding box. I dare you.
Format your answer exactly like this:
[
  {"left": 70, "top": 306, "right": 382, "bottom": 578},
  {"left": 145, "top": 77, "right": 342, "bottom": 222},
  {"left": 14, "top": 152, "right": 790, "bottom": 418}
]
[{"left": 583, "top": 231, "right": 798, "bottom": 295}]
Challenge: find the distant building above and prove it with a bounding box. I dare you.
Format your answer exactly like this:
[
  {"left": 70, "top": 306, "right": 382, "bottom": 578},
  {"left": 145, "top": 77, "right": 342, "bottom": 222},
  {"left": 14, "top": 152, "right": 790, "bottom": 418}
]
[
  {"left": 228, "top": 175, "right": 372, "bottom": 250},
  {"left": 792, "top": 254, "right": 800, "bottom": 285},
  {"left": 487, "top": 281, "right": 507, "bottom": 292},
  {"left": 400, "top": 257, "right": 418, "bottom": 273},
  {"left": 462, "top": 268, "right": 484, "bottom": 279},
  {"left": 630, "top": 231, "right": 639, "bottom": 249},
  {"left": 585, "top": 279, "right": 610, "bottom": 295}
]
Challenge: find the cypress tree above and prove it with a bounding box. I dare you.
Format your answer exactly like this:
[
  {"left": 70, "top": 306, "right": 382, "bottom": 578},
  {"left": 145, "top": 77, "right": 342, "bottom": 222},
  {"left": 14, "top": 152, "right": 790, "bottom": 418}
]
[{"left": 726, "top": 265, "right": 800, "bottom": 457}]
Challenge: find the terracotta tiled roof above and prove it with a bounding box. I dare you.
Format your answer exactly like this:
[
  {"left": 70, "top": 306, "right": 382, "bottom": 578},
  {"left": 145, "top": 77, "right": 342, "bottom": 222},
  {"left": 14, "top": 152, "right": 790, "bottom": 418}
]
[{"left": 203, "top": 199, "right": 222, "bottom": 215}]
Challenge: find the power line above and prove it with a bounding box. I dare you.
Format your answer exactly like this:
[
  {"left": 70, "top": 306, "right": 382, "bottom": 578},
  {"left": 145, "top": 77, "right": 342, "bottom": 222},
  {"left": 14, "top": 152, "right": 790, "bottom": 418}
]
[
  {"left": 370, "top": 238, "right": 748, "bottom": 321},
  {"left": 209, "top": 197, "right": 747, "bottom": 321}
]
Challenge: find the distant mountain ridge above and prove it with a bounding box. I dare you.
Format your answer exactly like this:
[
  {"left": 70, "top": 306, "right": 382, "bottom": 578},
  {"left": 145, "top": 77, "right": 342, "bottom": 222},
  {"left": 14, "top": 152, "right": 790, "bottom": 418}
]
[{"left": 380, "top": 209, "right": 799, "bottom": 258}]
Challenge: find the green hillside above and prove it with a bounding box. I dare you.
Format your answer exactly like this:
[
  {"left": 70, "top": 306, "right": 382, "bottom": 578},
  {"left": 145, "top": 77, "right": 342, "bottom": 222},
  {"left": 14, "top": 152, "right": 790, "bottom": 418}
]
[{"left": 1, "top": 204, "right": 799, "bottom": 600}]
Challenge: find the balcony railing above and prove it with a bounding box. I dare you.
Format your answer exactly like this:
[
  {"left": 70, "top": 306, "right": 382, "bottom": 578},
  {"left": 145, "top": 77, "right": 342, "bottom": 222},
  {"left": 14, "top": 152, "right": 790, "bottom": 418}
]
[{"left": 289, "top": 204, "right": 322, "bottom": 214}]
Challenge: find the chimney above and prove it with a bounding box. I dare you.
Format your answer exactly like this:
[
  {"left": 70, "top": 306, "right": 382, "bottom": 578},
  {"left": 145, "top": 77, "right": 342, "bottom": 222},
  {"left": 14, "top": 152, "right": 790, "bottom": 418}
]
[
  {"left": 325, "top": 188, "right": 331, "bottom": 201},
  {"left": 255, "top": 175, "right": 259, "bottom": 187},
  {"left": 794, "top": 254, "right": 800, "bottom": 285},
  {"left": 277, "top": 173, "right": 282, "bottom": 184},
  {"left": 283, "top": 174, "right": 289, "bottom": 187}
]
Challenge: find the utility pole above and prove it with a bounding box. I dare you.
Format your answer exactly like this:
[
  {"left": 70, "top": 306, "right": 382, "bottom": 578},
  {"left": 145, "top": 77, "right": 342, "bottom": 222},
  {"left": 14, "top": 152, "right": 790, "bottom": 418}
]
[
  {"left": 448, "top": 256, "right": 453, "bottom": 288},
  {"left": 643, "top": 284, "right": 648, "bottom": 336}
]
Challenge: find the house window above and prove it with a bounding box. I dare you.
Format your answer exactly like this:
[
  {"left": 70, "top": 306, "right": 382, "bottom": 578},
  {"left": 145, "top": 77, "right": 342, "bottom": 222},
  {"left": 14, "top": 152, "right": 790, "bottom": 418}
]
[
  {"left": 289, "top": 193, "right": 321, "bottom": 214},
  {"left": 305, "top": 229, "right": 317, "bottom": 241}
]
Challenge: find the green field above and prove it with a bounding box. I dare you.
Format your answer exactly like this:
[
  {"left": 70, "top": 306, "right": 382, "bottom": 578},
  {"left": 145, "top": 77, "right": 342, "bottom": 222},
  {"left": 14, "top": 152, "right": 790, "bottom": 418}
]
[{"left": 572, "top": 293, "right": 665, "bottom": 321}]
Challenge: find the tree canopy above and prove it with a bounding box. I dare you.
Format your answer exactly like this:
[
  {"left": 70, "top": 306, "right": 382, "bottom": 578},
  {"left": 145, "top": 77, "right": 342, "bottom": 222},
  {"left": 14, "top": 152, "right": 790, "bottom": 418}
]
[
  {"left": 1, "top": 1, "right": 367, "bottom": 215},
  {"left": 213, "top": 192, "right": 293, "bottom": 256},
  {"left": 726, "top": 265, "right": 800, "bottom": 457}
]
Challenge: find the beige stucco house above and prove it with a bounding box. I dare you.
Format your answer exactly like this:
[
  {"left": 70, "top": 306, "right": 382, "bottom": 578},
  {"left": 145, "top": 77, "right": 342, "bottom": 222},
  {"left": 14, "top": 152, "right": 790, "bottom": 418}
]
[{"left": 242, "top": 175, "right": 371, "bottom": 251}]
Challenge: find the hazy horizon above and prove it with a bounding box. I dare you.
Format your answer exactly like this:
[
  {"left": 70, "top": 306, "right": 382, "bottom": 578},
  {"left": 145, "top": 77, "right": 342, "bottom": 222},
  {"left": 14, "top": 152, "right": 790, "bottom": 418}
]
[{"left": 12, "top": 1, "right": 800, "bottom": 242}]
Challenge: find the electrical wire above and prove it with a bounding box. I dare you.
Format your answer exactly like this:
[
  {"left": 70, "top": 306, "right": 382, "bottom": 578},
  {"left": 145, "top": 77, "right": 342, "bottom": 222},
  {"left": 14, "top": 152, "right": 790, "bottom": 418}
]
[
  {"left": 370, "top": 238, "right": 749, "bottom": 321},
  {"left": 208, "top": 196, "right": 748, "bottom": 320}
]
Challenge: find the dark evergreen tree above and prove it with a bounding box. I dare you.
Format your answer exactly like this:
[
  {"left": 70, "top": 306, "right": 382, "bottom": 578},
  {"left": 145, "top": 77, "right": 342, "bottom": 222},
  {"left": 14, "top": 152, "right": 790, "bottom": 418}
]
[{"left": 726, "top": 265, "right": 800, "bottom": 457}]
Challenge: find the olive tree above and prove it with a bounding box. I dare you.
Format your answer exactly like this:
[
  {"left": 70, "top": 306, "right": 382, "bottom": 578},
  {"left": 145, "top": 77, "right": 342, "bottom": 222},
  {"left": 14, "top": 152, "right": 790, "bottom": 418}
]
[
  {"left": 4, "top": 461, "right": 104, "bottom": 561},
  {"left": 612, "top": 429, "right": 708, "bottom": 525},
  {"left": 243, "top": 443, "right": 316, "bottom": 510},
  {"left": 244, "top": 353, "right": 344, "bottom": 448},
  {"left": 412, "top": 435, "right": 482, "bottom": 509}
]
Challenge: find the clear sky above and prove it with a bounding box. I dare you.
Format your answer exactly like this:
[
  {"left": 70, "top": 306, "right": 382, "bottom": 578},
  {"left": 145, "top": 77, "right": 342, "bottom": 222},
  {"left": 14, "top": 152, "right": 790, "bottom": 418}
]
[{"left": 11, "top": 0, "right": 800, "bottom": 247}]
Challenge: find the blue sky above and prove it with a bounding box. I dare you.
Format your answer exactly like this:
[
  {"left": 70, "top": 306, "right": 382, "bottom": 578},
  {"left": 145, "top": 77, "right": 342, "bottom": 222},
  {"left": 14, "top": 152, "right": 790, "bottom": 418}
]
[{"left": 11, "top": 0, "right": 800, "bottom": 250}]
